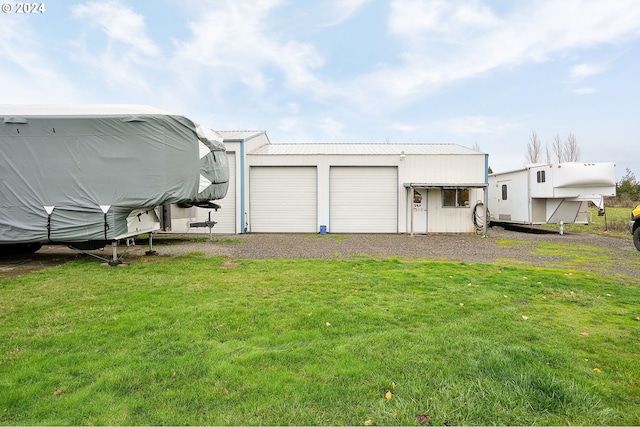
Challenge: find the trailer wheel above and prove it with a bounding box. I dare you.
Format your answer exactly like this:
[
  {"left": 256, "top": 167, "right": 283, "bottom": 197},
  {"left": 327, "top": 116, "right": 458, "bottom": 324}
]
[{"left": 634, "top": 226, "right": 640, "bottom": 251}]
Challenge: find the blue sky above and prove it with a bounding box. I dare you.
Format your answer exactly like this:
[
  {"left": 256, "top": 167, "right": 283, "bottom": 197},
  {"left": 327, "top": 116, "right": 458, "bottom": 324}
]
[{"left": 1, "top": 0, "right": 639, "bottom": 178}]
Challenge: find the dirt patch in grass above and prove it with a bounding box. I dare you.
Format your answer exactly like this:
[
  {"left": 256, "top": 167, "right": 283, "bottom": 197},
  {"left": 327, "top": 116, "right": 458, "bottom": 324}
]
[{"left": 220, "top": 260, "right": 242, "bottom": 269}]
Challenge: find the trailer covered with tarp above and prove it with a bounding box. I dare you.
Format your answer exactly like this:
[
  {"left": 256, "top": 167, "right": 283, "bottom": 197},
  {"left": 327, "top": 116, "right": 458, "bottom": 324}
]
[{"left": 0, "top": 105, "right": 228, "bottom": 256}]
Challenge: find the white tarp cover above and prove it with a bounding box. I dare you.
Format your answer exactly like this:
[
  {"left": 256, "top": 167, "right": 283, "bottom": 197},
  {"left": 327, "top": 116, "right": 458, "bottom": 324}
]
[{"left": 0, "top": 105, "right": 229, "bottom": 244}]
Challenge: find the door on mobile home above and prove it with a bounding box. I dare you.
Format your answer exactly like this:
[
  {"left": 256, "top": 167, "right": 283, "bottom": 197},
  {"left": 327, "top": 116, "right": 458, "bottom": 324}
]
[{"left": 495, "top": 180, "right": 512, "bottom": 221}]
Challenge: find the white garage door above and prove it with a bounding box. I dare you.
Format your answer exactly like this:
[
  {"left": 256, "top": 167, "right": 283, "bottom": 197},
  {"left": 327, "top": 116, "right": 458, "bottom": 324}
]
[
  {"left": 250, "top": 166, "right": 317, "bottom": 232},
  {"left": 330, "top": 166, "right": 398, "bottom": 233},
  {"left": 197, "top": 152, "right": 236, "bottom": 233}
]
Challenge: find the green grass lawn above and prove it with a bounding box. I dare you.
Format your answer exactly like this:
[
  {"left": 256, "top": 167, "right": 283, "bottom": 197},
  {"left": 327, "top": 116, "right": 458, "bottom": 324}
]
[
  {"left": 543, "top": 206, "right": 632, "bottom": 236},
  {"left": 1, "top": 255, "right": 639, "bottom": 425}
]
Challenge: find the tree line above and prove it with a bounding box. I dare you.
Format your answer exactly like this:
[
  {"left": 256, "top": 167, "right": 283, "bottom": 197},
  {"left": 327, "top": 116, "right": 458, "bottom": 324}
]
[{"left": 525, "top": 131, "right": 580, "bottom": 164}]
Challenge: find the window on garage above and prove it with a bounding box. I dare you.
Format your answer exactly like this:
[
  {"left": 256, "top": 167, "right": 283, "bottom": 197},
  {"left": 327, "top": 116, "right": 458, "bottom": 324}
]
[{"left": 443, "top": 188, "right": 470, "bottom": 207}]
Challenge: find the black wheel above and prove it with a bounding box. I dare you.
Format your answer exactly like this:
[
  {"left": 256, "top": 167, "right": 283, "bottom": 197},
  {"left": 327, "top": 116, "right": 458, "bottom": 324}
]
[
  {"left": 24, "top": 243, "right": 42, "bottom": 253},
  {"left": 634, "top": 226, "right": 640, "bottom": 251}
]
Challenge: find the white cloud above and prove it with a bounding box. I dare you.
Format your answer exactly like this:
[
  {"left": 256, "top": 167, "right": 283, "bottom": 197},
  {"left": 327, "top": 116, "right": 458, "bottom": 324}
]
[
  {"left": 390, "top": 122, "right": 418, "bottom": 133},
  {"left": 0, "top": 15, "right": 78, "bottom": 102},
  {"left": 573, "top": 87, "right": 596, "bottom": 95},
  {"left": 350, "top": 0, "right": 640, "bottom": 105},
  {"left": 72, "top": 0, "right": 159, "bottom": 56},
  {"left": 570, "top": 63, "right": 606, "bottom": 79},
  {"left": 287, "top": 103, "right": 301, "bottom": 114},
  {"left": 389, "top": 0, "right": 498, "bottom": 39},
  {"left": 278, "top": 117, "right": 298, "bottom": 132},
  {"left": 433, "top": 115, "right": 522, "bottom": 136},
  {"left": 318, "top": 117, "right": 344, "bottom": 138},
  {"left": 166, "top": 0, "right": 640, "bottom": 125},
  {"left": 173, "top": 1, "right": 330, "bottom": 96},
  {"left": 320, "top": 0, "right": 372, "bottom": 27},
  {"left": 71, "top": 0, "right": 160, "bottom": 88}
]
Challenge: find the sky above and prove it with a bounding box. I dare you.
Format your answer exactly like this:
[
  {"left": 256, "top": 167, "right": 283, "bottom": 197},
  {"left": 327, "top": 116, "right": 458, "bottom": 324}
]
[{"left": 1, "top": 0, "right": 639, "bottom": 179}]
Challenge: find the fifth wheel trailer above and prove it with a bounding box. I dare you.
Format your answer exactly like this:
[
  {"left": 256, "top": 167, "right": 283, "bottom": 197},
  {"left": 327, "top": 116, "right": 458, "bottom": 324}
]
[
  {"left": 0, "top": 105, "right": 229, "bottom": 260},
  {"left": 488, "top": 162, "right": 616, "bottom": 229}
]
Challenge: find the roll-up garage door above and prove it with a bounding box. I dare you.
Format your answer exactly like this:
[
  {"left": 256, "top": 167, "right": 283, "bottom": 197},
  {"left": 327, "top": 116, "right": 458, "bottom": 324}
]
[
  {"left": 330, "top": 166, "right": 397, "bottom": 233},
  {"left": 250, "top": 166, "right": 317, "bottom": 232},
  {"left": 196, "top": 152, "right": 236, "bottom": 233}
]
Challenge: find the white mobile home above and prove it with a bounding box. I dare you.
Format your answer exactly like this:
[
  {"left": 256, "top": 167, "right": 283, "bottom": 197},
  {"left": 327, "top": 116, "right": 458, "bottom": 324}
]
[
  {"left": 488, "top": 162, "right": 616, "bottom": 226},
  {"left": 164, "top": 133, "right": 489, "bottom": 234}
]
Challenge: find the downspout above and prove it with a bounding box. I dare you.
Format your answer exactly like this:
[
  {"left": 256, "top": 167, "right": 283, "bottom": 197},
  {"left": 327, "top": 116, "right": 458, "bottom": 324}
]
[
  {"left": 240, "top": 138, "right": 246, "bottom": 233},
  {"left": 237, "top": 131, "right": 270, "bottom": 234},
  {"left": 484, "top": 154, "right": 489, "bottom": 237}
]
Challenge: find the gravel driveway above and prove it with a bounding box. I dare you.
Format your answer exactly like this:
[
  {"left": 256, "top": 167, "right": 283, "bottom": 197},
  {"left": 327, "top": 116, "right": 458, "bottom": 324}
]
[{"left": 2, "top": 227, "right": 637, "bottom": 282}]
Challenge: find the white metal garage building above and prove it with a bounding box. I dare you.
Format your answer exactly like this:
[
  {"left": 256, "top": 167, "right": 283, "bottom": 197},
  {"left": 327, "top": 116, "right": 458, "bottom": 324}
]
[{"left": 163, "top": 131, "right": 489, "bottom": 234}]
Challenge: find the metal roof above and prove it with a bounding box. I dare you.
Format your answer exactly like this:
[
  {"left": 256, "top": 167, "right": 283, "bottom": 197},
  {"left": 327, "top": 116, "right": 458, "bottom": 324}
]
[
  {"left": 249, "top": 143, "right": 482, "bottom": 156},
  {"left": 218, "top": 130, "right": 266, "bottom": 141}
]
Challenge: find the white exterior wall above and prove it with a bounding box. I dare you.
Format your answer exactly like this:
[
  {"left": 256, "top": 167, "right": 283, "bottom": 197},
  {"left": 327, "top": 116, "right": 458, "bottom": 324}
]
[
  {"left": 247, "top": 152, "right": 486, "bottom": 233},
  {"left": 221, "top": 132, "right": 271, "bottom": 234},
  {"left": 488, "top": 169, "right": 531, "bottom": 223},
  {"left": 400, "top": 154, "right": 486, "bottom": 233},
  {"left": 221, "top": 143, "right": 244, "bottom": 233},
  {"left": 399, "top": 154, "right": 484, "bottom": 184},
  {"left": 424, "top": 188, "right": 485, "bottom": 233},
  {"left": 165, "top": 137, "right": 487, "bottom": 234}
]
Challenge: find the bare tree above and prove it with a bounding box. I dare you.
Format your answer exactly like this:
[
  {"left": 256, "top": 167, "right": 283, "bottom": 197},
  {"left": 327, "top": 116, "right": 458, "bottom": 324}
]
[
  {"left": 545, "top": 145, "right": 552, "bottom": 164},
  {"left": 528, "top": 132, "right": 582, "bottom": 165},
  {"left": 552, "top": 134, "right": 564, "bottom": 163},
  {"left": 564, "top": 132, "right": 580, "bottom": 161},
  {"left": 526, "top": 131, "right": 542, "bottom": 164}
]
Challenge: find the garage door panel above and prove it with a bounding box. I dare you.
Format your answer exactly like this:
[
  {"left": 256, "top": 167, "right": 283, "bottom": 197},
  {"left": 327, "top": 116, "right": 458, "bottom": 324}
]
[
  {"left": 330, "top": 167, "right": 397, "bottom": 233},
  {"left": 250, "top": 167, "right": 317, "bottom": 232}
]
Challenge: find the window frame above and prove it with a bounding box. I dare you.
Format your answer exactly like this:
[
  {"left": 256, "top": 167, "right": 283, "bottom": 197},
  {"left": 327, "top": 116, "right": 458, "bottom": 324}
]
[{"left": 442, "top": 187, "right": 470, "bottom": 208}]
